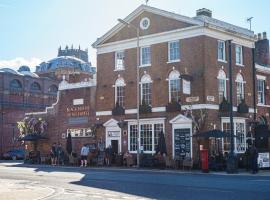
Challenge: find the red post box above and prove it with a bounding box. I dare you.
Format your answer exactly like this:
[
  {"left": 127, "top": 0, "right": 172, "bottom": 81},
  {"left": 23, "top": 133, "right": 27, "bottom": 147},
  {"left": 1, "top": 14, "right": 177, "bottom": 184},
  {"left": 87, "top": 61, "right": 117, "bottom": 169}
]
[{"left": 200, "top": 149, "right": 209, "bottom": 173}]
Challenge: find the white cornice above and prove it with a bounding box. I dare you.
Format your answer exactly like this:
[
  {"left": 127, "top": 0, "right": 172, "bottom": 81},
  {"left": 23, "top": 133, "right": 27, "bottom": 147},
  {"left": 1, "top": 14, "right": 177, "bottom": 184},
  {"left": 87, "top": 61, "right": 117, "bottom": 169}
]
[
  {"left": 96, "top": 104, "right": 256, "bottom": 116},
  {"left": 256, "top": 64, "right": 270, "bottom": 74},
  {"left": 58, "top": 79, "right": 96, "bottom": 90},
  {"left": 96, "top": 26, "right": 255, "bottom": 54}
]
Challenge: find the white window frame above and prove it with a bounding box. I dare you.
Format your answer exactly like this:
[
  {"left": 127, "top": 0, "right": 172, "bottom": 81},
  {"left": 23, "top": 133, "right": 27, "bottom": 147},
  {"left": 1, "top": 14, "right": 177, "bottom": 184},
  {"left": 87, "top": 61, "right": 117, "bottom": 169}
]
[
  {"left": 236, "top": 73, "right": 245, "bottom": 105},
  {"left": 140, "top": 74, "right": 152, "bottom": 105},
  {"left": 140, "top": 46, "right": 151, "bottom": 67},
  {"left": 257, "top": 75, "right": 266, "bottom": 105},
  {"left": 217, "top": 69, "right": 227, "bottom": 103},
  {"left": 235, "top": 45, "right": 243, "bottom": 66},
  {"left": 127, "top": 118, "right": 165, "bottom": 154},
  {"left": 217, "top": 40, "right": 226, "bottom": 62},
  {"left": 168, "top": 40, "right": 180, "bottom": 63},
  {"left": 115, "top": 51, "right": 125, "bottom": 71},
  {"left": 114, "top": 78, "right": 125, "bottom": 106},
  {"left": 221, "top": 117, "right": 246, "bottom": 154},
  {"left": 168, "top": 70, "right": 181, "bottom": 102}
]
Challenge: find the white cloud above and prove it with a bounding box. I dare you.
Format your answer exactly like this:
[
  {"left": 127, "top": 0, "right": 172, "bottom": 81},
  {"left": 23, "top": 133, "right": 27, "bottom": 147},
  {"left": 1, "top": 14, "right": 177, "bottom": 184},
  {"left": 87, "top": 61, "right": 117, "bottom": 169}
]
[{"left": 0, "top": 57, "right": 42, "bottom": 72}]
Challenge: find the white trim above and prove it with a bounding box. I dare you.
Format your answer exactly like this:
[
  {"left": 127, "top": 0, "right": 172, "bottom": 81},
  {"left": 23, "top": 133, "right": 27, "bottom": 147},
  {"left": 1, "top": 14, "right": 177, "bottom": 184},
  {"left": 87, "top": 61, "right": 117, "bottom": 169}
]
[
  {"left": 115, "top": 50, "right": 125, "bottom": 71},
  {"left": 168, "top": 40, "right": 180, "bottom": 62},
  {"left": 256, "top": 75, "right": 266, "bottom": 80},
  {"left": 152, "top": 107, "right": 166, "bottom": 112},
  {"left": 140, "top": 17, "right": 150, "bottom": 30},
  {"left": 96, "top": 26, "right": 255, "bottom": 54},
  {"left": 59, "top": 79, "right": 96, "bottom": 90},
  {"left": 221, "top": 117, "right": 247, "bottom": 154},
  {"left": 217, "top": 40, "right": 226, "bottom": 62},
  {"left": 127, "top": 118, "right": 165, "bottom": 154},
  {"left": 96, "top": 104, "right": 256, "bottom": 116},
  {"left": 256, "top": 64, "right": 270, "bottom": 74},
  {"left": 26, "top": 91, "right": 60, "bottom": 116},
  {"left": 257, "top": 104, "right": 270, "bottom": 108},
  {"left": 167, "top": 60, "right": 180, "bottom": 64},
  {"left": 125, "top": 109, "right": 137, "bottom": 114},
  {"left": 171, "top": 114, "right": 192, "bottom": 159},
  {"left": 235, "top": 44, "right": 243, "bottom": 66},
  {"left": 96, "top": 111, "right": 112, "bottom": 116},
  {"left": 140, "top": 46, "right": 151, "bottom": 66},
  {"left": 218, "top": 59, "right": 227, "bottom": 63},
  {"left": 104, "top": 119, "right": 122, "bottom": 152}
]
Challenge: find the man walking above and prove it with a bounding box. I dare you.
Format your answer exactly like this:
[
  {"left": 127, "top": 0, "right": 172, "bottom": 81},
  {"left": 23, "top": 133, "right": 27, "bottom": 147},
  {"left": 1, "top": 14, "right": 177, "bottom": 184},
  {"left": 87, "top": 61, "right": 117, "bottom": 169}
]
[
  {"left": 250, "top": 145, "right": 259, "bottom": 174},
  {"left": 80, "top": 144, "right": 89, "bottom": 167}
]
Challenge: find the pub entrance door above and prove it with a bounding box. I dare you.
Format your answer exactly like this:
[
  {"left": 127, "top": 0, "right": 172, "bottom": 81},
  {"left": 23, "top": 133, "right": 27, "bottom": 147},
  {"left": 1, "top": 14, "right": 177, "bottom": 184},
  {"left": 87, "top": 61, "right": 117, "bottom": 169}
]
[{"left": 111, "top": 140, "right": 119, "bottom": 164}]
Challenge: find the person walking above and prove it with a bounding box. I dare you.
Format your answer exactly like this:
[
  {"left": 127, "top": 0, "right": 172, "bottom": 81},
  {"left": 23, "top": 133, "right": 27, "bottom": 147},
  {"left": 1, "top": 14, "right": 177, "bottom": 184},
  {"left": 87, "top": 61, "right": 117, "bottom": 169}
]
[
  {"left": 50, "top": 143, "right": 57, "bottom": 166},
  {"left": 250, "top": 145, "right": 259, "bottom": 174},
  {"left": 80, "top": 144, "right": 89, "bottom": 167},
  {"left": 57, "top": 143, "right": 64, "bottom": 165}
]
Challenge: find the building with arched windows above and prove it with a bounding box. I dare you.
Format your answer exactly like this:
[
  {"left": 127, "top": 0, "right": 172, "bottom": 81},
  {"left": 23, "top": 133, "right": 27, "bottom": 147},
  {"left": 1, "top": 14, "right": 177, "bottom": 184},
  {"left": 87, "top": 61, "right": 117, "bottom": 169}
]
[
  {"left": 0, "top": 46, "right": 96, "bottom": 155},
  {"left": 0, "top": 66, "right": 59, "bottom": 154},
  {"left": 92, "top": 4, "right": 269, "bottom": 164}
]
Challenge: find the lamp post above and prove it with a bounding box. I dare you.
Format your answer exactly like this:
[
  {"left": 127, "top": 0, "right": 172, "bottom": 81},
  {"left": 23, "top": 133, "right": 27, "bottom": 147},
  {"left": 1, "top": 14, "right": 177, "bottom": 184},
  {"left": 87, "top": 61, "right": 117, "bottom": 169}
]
[
  {"left": 118, "top": 19, "right": 141, "bottom": 167},
  {"left": 226, "top": 40, "right": 237, "bottom": 173}
]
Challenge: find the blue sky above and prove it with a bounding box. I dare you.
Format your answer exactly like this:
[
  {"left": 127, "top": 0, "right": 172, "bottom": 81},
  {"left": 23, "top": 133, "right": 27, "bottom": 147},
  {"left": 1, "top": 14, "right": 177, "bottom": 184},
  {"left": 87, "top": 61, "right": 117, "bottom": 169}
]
[{"left": 0, "top": 0, "right": 269, "bottom": 70}]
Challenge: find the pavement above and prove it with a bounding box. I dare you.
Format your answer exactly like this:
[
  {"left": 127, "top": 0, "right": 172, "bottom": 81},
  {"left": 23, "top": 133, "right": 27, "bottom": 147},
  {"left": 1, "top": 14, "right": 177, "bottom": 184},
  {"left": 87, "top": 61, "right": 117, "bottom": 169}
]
[{"left": 0, "top": 161, "right": 270, "bottom": 200}]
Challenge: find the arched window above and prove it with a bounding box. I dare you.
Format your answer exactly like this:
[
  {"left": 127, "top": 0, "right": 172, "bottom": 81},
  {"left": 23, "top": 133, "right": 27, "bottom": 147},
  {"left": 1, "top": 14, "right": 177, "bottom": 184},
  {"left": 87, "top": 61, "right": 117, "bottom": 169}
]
[
  {"left": 114, "top": 77, "right": 125, "bottom": 107},
  {"left": 168, "top": 70, "right": 181, "bottom": 102},
  {"left": 30, "top": 82, "right": 41, "bottom": 91},
  {"left": 48, "top": 85, "right": 58, "bottom": 94},
  {"left": 140, "top": 74, "right": 152, "bottom": 105},
  {"left": 217, "top": 69, "right": 227, "bottom": 103},
  {"left": 9, "top": 79, "right": 22, "bottom": 90},
  {"left": 236, "top": 73, "right": 244, "bottom": 104}
]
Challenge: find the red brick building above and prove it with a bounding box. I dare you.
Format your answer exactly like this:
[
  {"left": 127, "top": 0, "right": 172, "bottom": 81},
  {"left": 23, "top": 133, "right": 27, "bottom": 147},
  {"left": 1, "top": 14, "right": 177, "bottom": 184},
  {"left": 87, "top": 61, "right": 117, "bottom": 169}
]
[
  {"left": 92, "top": 5, "right": 259, "bottom": 162},
  {"left": 25, "top": 78, "right": 97, "bottom": 156},
  {"left": 0, "top": 47, "right": 95, "bottom": 156},
  {"left": 0, "top": 66, "right": 58, "bottom": 155}
]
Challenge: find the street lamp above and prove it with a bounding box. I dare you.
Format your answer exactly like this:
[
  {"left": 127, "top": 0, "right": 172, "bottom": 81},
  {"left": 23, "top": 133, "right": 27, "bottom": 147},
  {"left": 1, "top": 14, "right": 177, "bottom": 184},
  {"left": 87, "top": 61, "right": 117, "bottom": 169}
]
[
  {"left": 118, "top": 18, "right": 141, "bottom": 168},
  {"left": 226, "top": 40, "right": 237, "bottom": 173}
]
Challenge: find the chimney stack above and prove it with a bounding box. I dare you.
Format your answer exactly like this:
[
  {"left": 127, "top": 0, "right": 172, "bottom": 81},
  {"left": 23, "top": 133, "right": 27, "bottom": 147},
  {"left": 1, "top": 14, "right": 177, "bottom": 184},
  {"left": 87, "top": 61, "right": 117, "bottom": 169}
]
[
  {"left": 255, "top": 32, "right": 269, "bottom": 65},
  {"left": 196, "top": 8, "right": 212, "bottom": 18}
]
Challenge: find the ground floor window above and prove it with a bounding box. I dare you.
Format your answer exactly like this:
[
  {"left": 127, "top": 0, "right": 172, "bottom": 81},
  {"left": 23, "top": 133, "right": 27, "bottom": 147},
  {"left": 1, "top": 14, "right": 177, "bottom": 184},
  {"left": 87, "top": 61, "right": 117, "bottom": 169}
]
[
  {"left": 221, "top": 118, "right": 246, "bottom": 153},
  {"left": 128, "top": 120, "right": 164, "bottom": 153}
]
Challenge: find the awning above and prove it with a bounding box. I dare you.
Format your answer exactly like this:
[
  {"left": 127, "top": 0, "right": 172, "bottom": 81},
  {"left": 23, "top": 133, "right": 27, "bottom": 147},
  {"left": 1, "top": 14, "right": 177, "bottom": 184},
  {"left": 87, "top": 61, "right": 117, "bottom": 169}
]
[{"left": 19, "top": 133, "right": 48, "bottom": 141}]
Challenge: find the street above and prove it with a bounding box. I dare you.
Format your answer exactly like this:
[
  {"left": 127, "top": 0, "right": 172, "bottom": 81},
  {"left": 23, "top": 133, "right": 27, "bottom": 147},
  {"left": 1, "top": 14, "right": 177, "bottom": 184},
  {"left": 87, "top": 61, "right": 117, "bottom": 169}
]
[{"left": 0, "top": 161, "right": 270, "bottom": 200}]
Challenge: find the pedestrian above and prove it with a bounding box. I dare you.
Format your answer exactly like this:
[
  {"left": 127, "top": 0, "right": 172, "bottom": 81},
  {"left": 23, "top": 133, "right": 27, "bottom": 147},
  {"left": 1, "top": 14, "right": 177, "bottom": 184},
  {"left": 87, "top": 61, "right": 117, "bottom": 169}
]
[
  {"left": 50, "top": 143, "right": 57, "bottom": 166},
  {"left": 108, "top": 145, "right": 113, "bottom": 166},
  {"left": 250, "top": 145, "right": 259, "bottom": 174},
  {"left": 80, "top": 144, "right": 89, "bottom": 167},
  {"left": 57, "top": 143, "right": 64, "bottom": 165}
]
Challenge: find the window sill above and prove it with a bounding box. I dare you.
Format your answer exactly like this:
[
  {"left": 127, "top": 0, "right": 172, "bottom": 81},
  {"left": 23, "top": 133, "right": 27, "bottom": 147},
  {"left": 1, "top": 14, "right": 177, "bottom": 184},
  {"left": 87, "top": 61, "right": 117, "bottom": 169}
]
[
  {"left": 114, "top": 68, "right": 125, "bottom": 72},
  {"left": 139, "top": 64, "right": 151, "bottom": 68},
  {"left": 218, "top": 59, "right": 227, "bottom": 63},
  {"left": 236, "top": 63, "right": 245, "bottom": 67},
  {"left": 167, "top": 59, "right": 180, "bottom": 64}
]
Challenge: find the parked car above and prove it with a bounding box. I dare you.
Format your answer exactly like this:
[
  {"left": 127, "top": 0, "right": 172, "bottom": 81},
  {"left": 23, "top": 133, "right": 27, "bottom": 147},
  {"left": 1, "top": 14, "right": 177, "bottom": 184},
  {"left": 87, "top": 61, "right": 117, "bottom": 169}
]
[{"left": 3, "top": 149, "right": 25, "bottom": 160}]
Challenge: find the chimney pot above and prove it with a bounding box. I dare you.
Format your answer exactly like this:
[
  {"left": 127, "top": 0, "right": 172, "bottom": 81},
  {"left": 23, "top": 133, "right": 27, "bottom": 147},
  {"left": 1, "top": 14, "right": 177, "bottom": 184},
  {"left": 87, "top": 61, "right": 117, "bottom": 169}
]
[
  {"left": 258, "top": 33, "right": 262, "bottom": 40},
  {"left": 196, "top": 8, "right": 212, "bottom": 18},
  {"left": 263, "top": 32, "right": 267, "bottom": 39}
]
